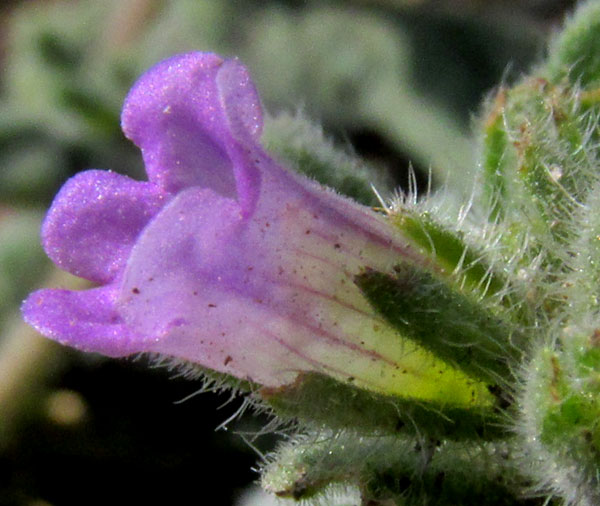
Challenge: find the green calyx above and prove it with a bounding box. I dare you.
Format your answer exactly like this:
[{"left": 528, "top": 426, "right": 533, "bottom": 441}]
[
  {"left": 259, "top": 372, "right": 502, "bottom": 441},
  {"left": 262, "top": 431, "right": 531, "bottom": 505},
  {"left": 390, "top": 209, "right": 507, "bottom": 300},
  {"left": 355, "top": 264, "right": 523, "bottom": 385}
]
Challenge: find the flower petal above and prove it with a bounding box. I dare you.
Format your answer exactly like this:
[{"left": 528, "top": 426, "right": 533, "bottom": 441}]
[
  {"left": 42, "top": 170, "right": 167, "bottom": 283},
  {"left": 116, "top": 187, "right": 321, "bottom": 385},
  {"left": 121, "top": 52, "right": 262, "bottom": 206},
  {"left": 22, "top": 285, "right": 150, "bottom": 357},
  {"left": 115, "top": 183, "right": 487, "bottom": 405},
  {"left": 216, "top": 58, "right": 263, "bottom": 143}
]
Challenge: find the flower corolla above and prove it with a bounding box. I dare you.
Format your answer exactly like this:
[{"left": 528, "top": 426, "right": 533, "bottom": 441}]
[{"left": 22, "top": 53, "right": 486, "bottom": 404}]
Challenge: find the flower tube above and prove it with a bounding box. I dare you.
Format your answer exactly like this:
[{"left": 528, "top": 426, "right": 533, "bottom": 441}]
[{"left": 22, "top": 52, "right": 489, "bottom": 405}]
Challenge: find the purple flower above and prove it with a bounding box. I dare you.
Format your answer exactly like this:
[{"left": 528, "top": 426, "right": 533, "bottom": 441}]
[{"left": 22, "top": 53, "right": 486, "bottom": 402}]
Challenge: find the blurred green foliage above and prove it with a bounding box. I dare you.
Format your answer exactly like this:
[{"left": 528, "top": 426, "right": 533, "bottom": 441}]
[{"left": 0, "top": 0, "right": 546, "bottom": 205}]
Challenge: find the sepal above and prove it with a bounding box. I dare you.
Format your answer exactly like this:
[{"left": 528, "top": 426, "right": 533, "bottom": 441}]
[
  {"left": 389, "top": 208, "right": 507, "bottom": 302},
  {"left": 262, "top": 430, "right": 528, "bottom": 505},
  {"left": 355, "top": 264, "right": 524, "bottom": 385},
  {"left": 259, "top": 372, "right": 500, "bottom": 441}
]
